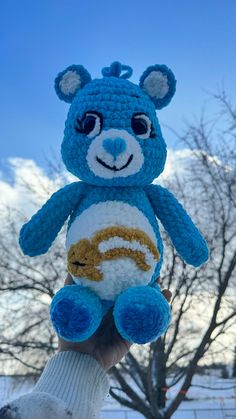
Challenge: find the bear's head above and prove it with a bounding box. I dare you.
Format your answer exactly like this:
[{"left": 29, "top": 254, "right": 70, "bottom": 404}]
[{"left": 55, "top": 61, "right": 176, "bottom": 186}]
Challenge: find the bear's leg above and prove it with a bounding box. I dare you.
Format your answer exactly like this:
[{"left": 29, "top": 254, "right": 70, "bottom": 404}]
[
  {"left": 50, "top": 285, "right": 102, "bottom": 342},
  {"left": 113, "top": 285, "right": 171, "bottom": 344}
]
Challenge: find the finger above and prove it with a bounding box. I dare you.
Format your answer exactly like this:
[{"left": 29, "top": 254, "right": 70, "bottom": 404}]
[
  {"left": 156, "top": 278, "right": 172, "bottom": 301},
  {"left": 162, "top": 289, "right": 172, "bottom": 302},
  {"left": 95, "top": 309, "right": 115, "bottom": 341},
  {"left": 108, "top": 327, "right": 132, "bottom": 354},
  {"left": 96, "top": 309, "right": 132, "bottom": 350},
  {"left": 64, "top": 273, "right": 74, "bottom": 286}
]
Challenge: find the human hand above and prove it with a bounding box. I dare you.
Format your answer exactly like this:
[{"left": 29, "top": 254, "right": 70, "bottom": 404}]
[{"left": 58, "top": 275, "right": 171, "bottom": 370}]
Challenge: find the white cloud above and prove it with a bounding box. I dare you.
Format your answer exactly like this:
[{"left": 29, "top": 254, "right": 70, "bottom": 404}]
[
  {"left": 0, "top": 152, "right": 192, "bottom": 216},
  {"left": 0, "top": 149, "right": 233, "bottom": 224},
  {"left": 0, "top": 158, "right": 73, "bottom": 219},
  {"left": 160, "top": 148, "right": 195, "bottom": 181}
]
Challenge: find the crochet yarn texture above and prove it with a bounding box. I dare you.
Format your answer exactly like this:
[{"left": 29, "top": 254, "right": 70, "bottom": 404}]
[{"left": 19, "top": 61, "right": 209, "bottom": 344}]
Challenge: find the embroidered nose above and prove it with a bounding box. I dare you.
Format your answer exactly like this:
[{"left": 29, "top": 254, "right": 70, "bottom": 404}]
[{"left": 102, "top": 138, "right": 126, "bottom": 160}]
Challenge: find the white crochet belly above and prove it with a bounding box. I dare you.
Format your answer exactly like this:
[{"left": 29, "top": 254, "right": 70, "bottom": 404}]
[{"left": 66, "top": 201, "right": 158, "bottom": 300}]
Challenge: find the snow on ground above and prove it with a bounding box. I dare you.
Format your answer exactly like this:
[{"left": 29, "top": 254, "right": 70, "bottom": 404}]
[
  {"left": 0, "top": 374, "right": 235, "bottom": 418},
  {"left": 0, "top": 376, "right": 35, "bottom": 405},
  {"left": 101, "top": 374, "right": 236, "bottom": 418}
]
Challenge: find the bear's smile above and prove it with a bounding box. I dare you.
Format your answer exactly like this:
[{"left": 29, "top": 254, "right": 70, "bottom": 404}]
[
  {"left": 86, "top": 129, "right": 144, "bottom": 178},
  {"left": 72, "top": 260, "right": 86, "bottom": 267},
  {"left": 96, "top": 154, "right": 133, "bottom": 171}
]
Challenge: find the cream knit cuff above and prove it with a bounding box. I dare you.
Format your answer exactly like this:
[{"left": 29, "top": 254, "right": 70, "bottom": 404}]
[{"left": 33, "top": 351, "right": 110, "bottom": 419}]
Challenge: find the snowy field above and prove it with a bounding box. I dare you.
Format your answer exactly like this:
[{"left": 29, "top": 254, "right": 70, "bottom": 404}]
[{"left": 0, "top": 374, "right": 235, "bottom": 418}]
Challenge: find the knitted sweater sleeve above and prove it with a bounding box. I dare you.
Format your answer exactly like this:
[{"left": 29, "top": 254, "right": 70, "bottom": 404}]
[{"left": 0, "top": 352, "right": 110, "bottom": 419}]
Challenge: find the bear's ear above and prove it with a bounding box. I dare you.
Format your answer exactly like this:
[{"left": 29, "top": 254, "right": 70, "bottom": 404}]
[
  {"left": 54, "top": 65, "right": 92, "bottom": 103},
  {"left": 139, "top": 64, "right": 176, "bottom": 109}
]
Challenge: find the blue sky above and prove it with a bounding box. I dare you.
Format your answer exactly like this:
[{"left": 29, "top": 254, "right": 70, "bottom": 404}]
[{"left": 1, "top": 0, "right": 236, "bottom": 168}]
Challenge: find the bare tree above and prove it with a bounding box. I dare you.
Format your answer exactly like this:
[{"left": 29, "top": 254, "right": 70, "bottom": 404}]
[
  {"left": 0, "top": 93, "right": 235, "bottom": 418},
  {"left": 109, "top": 93, "right": 236, "bottom": 418},
  {"left": 0, "top": 165, "right": 67, "bottom": 373}
]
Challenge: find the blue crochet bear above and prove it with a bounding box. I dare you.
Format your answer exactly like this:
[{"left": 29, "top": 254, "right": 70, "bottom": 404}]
[{"left": 19, "top": 61, "right": 208, "bottom": 344}]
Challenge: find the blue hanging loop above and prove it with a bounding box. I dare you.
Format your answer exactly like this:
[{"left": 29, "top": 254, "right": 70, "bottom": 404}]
[{"left": 102, "top": 61, "right": 133, "bottom": 79}]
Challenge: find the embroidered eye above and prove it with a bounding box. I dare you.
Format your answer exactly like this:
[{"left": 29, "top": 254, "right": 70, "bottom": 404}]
[
  {"left": 75, "top": 112, "right": 102, "bottom": 138},
  {"left": 131, "top": 114, "right": 153, "bottom": 139}
]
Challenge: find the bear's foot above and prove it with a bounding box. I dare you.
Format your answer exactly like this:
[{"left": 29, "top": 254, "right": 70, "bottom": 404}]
[
  {"left": 114, "top": 285, "right": 170, "bottom": 344},
  {"left": 50, "top": 285, "right": 102, "bottom": 342}
]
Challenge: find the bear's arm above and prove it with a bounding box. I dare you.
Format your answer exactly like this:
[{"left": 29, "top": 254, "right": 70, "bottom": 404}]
[
  {"left": 145, "top": 184, "right": 209, "bottom": 267},
  {"left": 19, "top": 182, "right": 86, "bottom": 256}
]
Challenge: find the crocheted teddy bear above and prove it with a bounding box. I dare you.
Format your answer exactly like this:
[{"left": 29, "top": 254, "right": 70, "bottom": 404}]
[{"left": 19, "top": 61, "right": 208, "bottom": 344}]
